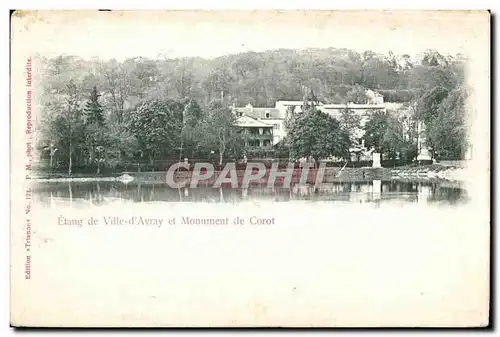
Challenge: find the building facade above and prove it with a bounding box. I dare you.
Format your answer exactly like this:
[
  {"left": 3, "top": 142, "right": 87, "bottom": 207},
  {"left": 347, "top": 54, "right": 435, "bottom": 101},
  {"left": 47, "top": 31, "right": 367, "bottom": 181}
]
[
  {"left": 233, "top": 104, "right": 285, "bottom": 145},
  {"left": 235, "top": 115, "right": 274, "bottom": 155},
  {"left": 233, "top": 89, "right": 429, "bottom": 162}
]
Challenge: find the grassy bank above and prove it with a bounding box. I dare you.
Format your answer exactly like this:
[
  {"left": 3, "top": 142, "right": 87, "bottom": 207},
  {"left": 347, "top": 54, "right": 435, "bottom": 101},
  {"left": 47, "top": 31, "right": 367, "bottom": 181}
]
[
  {"left": 32, "top": 164, "right": 463, "bottom": 183},
  {"left": 33, "top": 167, "right": 396, "bottom": 183}
]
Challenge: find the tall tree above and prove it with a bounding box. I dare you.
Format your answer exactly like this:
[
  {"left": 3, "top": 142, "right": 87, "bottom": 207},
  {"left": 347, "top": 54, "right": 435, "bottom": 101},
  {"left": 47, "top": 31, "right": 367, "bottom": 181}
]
[
  {"left": 181, "top": 99, "right": 204, "bottom": 158},
  {"left": 364, "top": 110, "right": 416, "bottom": 161},
  {"left": 345, "top": 84, "right": 368, "bottom": 104},
  {"left": 64, "top": 80, "right": 83, "bottom": 175},
  {"left": 199, "top": 100, "right": 243, "bottom": 166},
  {"left": 83, "top": 86, "right": 106, "bottom": 173},
  {"left": 83, "top": 86, "right": 105, "bottom": 125},
  {"left": 363, "top": 110, "right": 390, "bottom": 153},
  {"left": 381, "top": 114, "right": 405, "bottom": 160},
  {"left": 339, "top": 108, "right": 362, "bottom": 148},
  {"left": 127, "top": 99, "right": 184, "bottom": 164},
  {"left": 287, "top": 107, "right": 350, "bottom": 164},
  {"left": 427, "top": 86, "right": 469, "bottom": 159},
  {"left": 415, "top": 86, "right": 451, "bottom": 157},
  {"left": 421, "top": 50, "right": 449, "bottom": 67}
]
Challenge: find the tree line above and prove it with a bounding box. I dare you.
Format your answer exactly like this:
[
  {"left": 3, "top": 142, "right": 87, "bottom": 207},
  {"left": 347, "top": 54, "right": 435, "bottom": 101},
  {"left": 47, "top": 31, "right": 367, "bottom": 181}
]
[
  {"left": 35, "top": 47, "right": 468, "bottom": 174},
  {"left": 39, "top": 88, "right": 246, "bottom": 175}
]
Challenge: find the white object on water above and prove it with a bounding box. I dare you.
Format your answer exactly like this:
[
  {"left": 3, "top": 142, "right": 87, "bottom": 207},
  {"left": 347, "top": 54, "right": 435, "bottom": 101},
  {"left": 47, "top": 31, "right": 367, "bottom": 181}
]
[{"left": 118, "top": 174, "right": 135, "bottom": 183}]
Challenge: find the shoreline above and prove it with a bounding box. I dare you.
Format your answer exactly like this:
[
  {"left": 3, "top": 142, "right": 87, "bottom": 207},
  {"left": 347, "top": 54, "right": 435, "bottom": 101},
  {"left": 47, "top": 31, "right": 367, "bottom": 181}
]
[{"left": 32, "top": 165, "right": 465, "bottom": 183}]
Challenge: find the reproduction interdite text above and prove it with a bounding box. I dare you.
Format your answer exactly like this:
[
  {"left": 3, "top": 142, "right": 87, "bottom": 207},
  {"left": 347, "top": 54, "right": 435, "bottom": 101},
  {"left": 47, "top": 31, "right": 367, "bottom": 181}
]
[{"left": 24, "top": 56, "right": 33, "bottom": 280}]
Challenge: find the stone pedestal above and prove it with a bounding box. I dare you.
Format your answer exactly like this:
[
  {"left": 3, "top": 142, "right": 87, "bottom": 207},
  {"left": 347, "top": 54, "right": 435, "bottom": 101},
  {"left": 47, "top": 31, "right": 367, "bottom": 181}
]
[
  {"left": 417, "top": 149, "right": 432, "bottom": 161},
  {"left": 416, "top": 121, "right": 432, "bottom": 161},
  {"left": 372, "top": 153, "right": 381, "bottom": 168}
]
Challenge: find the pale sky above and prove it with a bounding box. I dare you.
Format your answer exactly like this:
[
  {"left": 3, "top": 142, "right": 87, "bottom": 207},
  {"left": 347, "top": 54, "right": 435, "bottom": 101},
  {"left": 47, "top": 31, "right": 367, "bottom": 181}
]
[{"left": 12, "top": 10, "right": 489, "bottom": 61}]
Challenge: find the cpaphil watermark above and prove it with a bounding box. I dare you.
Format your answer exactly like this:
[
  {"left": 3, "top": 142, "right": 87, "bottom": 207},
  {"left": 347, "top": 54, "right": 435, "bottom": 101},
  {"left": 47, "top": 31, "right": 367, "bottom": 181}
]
[{"left": 165, "top": 161, "right": 328, "bottom": 189}]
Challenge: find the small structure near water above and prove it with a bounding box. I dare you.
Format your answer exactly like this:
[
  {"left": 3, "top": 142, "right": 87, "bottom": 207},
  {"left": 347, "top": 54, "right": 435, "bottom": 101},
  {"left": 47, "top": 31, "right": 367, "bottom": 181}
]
[{"left": 118, "top": 174, "right": 135, "bottom": 183}]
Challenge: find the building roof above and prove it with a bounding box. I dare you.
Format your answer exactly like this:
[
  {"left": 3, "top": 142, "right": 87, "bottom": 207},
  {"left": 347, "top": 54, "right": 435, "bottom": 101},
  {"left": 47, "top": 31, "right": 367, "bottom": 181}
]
[
  {"left": 384, "top": 102, "right": 405, "bottom": 111},
  {"left": 234, "top": 107, "right": 282, "bottom": 119},
  {"left": 275, "top": 100, "right": 324, "bottom": 106},
  {"left": 236, "top": 115, "right": 273, "bottom": 128},
  {"left": 321, "top": 103, "right": 386, "bottom": 109}
]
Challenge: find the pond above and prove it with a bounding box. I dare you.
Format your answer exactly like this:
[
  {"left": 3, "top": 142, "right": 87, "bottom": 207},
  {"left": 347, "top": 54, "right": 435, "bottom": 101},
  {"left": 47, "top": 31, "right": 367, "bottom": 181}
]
[{"left": 31, "top": 179, "right": 468, "bottom": 207}]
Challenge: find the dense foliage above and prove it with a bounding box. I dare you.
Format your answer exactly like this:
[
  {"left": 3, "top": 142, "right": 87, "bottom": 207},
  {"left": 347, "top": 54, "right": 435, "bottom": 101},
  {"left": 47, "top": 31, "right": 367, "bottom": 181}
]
[
  {"left": 286, "top": 106, "right": 351, "bottom": 163},
  {"left": 34, "top": 48, "right": 469, "bottom": 174}
]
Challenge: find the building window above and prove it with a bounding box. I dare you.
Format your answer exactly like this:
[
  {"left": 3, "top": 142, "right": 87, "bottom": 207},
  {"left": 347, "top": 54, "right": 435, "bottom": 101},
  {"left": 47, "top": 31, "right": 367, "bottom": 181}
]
[
  {"left": 273, "top": 123, "right": 279, "bottom": 130},
  {"left": 248, "top": 140, "right": 260, "bottom": 147},
  {"left": 265, "top": 112, "right": 270, "bottom": 119}
]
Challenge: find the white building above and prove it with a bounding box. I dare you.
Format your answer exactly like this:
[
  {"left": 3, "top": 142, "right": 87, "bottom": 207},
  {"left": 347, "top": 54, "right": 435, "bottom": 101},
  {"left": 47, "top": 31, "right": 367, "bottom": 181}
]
[
  {"left": 274, "top": 100, "right": 324, "bottom": 118},
  {"left": 319, "top": 103, "right": 386, "bottom": 122},
  {"left": 233, "top": 104, "right": 286, "bottom": 145},
  {"left": 233, "top": 90, "right": 418, "bottom": 159},
  {"left": 235, "top": 114, "right": 274, "bottom": 149}
]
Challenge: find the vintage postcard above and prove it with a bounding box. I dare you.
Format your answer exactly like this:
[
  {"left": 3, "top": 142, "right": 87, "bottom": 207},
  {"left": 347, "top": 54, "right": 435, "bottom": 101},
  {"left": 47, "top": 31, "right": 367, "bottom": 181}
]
[{"left": 10, "top": 10, "right": 490, "bottom": 327}]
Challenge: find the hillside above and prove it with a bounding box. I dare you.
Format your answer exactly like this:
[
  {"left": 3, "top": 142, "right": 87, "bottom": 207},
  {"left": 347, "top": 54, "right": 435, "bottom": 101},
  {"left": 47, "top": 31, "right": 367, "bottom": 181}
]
[{"left": 37, "top": 47, "right": 465, "bottom": 112}]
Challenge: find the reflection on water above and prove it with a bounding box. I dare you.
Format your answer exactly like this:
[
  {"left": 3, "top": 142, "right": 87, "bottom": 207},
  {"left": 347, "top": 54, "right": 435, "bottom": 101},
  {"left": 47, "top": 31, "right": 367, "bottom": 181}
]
[{"left": 32, "top": 179, "right": 468, "bottom": 207}]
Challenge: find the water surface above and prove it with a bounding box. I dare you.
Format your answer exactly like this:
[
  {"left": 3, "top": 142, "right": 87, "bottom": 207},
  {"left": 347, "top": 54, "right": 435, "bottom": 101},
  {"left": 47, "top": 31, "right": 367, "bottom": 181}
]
[{"left": 32, "top": 179, "right": 467, "bottom": 207}]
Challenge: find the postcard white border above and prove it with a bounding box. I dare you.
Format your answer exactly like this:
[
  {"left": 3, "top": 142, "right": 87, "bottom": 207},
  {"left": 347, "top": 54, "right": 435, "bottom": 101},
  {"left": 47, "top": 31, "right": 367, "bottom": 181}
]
[{"left": 3, "top": 0, "right": 496, "bottom": 335}]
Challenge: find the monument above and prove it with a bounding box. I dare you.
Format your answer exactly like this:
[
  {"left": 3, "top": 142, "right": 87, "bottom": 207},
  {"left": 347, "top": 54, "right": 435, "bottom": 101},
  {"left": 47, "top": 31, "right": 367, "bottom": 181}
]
[
  {"left": 372, "top": 153, "right": 382, "bottom": 168},
  {"left": 417, "top": 121, "right": 432, "bottom": 161},
  {"left": 417, "top": 148, "right": 432, "bottom": 161}
]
